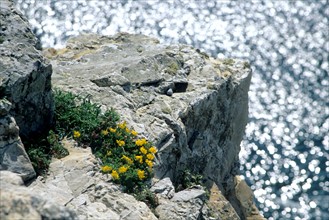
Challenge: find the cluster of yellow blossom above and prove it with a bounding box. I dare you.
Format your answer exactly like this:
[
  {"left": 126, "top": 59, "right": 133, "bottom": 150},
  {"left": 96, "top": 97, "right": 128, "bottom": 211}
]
[
  {"left": 118, "top": 121, "right": 126, "bottom": 129},
  {"left": 140, "top": 146, "right": 147, "bottom": 154},
  {"left": 137, "top": 169, "right": 145, "bottom": 180},
  {"left": 131, "top": 130, "right": 138, "bottom": 136},
  {"left": 118, "top": 166, "right": 128, "bottom": 173},
  {"left": 121, "top": 155, "right": 133, "bottom": 165},
  {"left": 149, "top": 146, "right": 157, "bottom": 154},
  {"left": 109, "top": 127, "right": 116, "bottom": 133},
  {"left": 111, "top": 170, "right": 119, "bottom": 180},
  {"left": 145, "top": 159, "right": 153, "bottom": 168},
  {"left": 135, "top": 155, "right": 143, "bottom": 164},
  {"left": 73, "top": 130, "right": 81, "bottom": 138},
  {"left": 135, "top": 138, "right": 147, "bottom": 146},
  {"left": 101, "top": 165, "right": 112, "bottom": 173},
  {"left": 101, "top": 129, "right": 109, "bottom": 136},
  {"left": 116, "top": 140, "right": 125, "bottom": 147}
]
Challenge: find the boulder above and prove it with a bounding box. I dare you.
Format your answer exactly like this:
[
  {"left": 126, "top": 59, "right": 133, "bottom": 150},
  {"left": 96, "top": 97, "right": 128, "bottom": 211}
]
[
  {"left": 48, "top": 32, "right": 252, "bottom": 217},
  {"left": 0, "top": 170, "right": 77, "bottom": 220},
  {"left": 0, "top": 99, "right": 36, "bottom": 182},
  {"left": 0, "top": 0, "right": 54, "bottom": 140}
]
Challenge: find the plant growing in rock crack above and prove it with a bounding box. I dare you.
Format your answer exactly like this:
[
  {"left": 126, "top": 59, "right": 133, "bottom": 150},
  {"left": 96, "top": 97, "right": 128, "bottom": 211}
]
[
  {"left": 90, "top": 120, "right": 157, "bottom": 193},
  {"left": 25, "top": 89, "right": 158, "bottom": 205}
]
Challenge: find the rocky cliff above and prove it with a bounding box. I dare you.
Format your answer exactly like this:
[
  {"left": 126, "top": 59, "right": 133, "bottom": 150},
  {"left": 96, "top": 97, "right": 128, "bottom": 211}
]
[{"left": 0, "top": 1, "right": 265, "bottom": 219}]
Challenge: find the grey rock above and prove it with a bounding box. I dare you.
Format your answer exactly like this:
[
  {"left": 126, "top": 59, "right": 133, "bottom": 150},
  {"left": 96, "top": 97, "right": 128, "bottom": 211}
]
[
  {"left": 0, "top": 0, "right": 54, "bottom": 139},
  {"left": 50, "top": 33, "right": 252, "bottom": 218},
  {"left": 0, "top": 170, "right": 77, "bottom": 220},
  {"left": 0, "top": 99, "right": 36, "bottom": 182},
  {"left": 29, "top": 139, "right": 157, "bottom": 220},
  {"left": 150, "top": 177, "right": 175, "bottom": 199},
  {"left": 155, "top": 186, "right": 208, "bottom": 220}
]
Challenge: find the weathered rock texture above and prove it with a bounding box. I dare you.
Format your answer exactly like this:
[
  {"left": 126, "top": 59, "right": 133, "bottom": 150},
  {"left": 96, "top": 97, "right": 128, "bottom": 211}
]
[
  {"left": 0, "top": 0, "right": 54, "bottom": 139},
  {"left": 0, "top": 170, "right": 77, "bottom": 220},
  {"left": 47, "top": 33, "right": 260, "bottom": 219},
  {"left": 29, "top": 139, "right": 157, "bottom": 220},
  {"left": 0, "top": 99, "right": 36, "bottom": 182}
]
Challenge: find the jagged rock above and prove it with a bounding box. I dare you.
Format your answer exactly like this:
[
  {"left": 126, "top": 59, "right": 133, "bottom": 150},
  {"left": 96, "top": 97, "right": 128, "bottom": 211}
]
[
  {"left": 0, "top": 0, "right": 54, "bottom": 139},
  {"left": 49, "top": 32, "right": 253, "bottom": 217},
  {"left": 0, "top": 170, "right": 77, "bottom": 220},
  {"left": 150, "top": 177, "right": 175, "bottom": 199},
  {"left": 0, "top": 99, "right": 36, "bottom": 182},
  {"left": 29, "top": 139, "right": 157, "bottom": 220},
  {"left": 155, "top": 185, "right": 208, "bottom": 220},
  {"left": 207, "top": 182, "right": 240, "bottom": 220},
  {"left": 235, "top": 176, "right": 266, "bottom": 220}
]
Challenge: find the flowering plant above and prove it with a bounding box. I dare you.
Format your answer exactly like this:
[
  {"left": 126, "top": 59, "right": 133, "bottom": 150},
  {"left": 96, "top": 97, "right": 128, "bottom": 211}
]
[{"left": 90, "top": 121, "right": 157, "bottom": 192}]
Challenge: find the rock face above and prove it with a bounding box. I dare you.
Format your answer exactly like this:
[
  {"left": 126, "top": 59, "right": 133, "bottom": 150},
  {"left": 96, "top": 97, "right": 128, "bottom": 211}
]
[
  {"left": 0, "top": 0, "right": 54, "bottom": 139},
  {"left": 0, "top": 99, "right": 36, "bottom": 182},
  {"left": 48, "top": 33, "right": 253, "bottom": 218},
  {"left": 0, "top": 170, "right": 77, "bottom": 220},
  {"left": 28, "top": 139, "right": 157, "bottom": 220}
]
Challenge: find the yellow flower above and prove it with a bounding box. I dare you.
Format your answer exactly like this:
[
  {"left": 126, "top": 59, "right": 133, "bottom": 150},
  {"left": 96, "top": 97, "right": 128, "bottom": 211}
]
[
  {"left": 118, "top": 121, "right": 126, "bottom": 129},
  {"left": 137, "top": 169, "right": 146, "bottom": 180},
  {"left": 131, "top": 130, "right": 138, "bottom": 136},
  {"left": 145, "top": 159, "right": 153, "bottom": 168},
  {"left": 106, "top": 150, "right": 112, "bottom": 157},
  {"left": 125, "top": 127, "right": 130, "bottom": 133},
  {"left": 149, "top": 146, "right": 157, "bottom": 154},
  {"left": 116, "top": 140, "right": 125, "bottom": 147},
  {"left": 111, "top": 170, "right": 119, "bottom": 180},
  {"left": 73, "top": 130, "right": 81, "bottom": 138},
  {"left": 140, "top": 146, "right": 147, "bottom": 155},
  {"left": 101, "top": 165, "right": 112, "bottom": 173},
  {"left": 109, "top": 128, "right": 116, "bottom": 133},
  {"left": 135, "top": 155, "right": 143, "bottom": 164},
  {"left": 118, "top": 166, "right": 128, "bottom": 173},
  {"left": 146, "top": 153, "right": 155, "bottom": 160},
  {"left": 122, "top": 155, "right": 133, "bottom": 165},
  {"left": 135, "top": 138, "right": 147, "bottom": 146},
  {"left": 101, "top": 129, "right": 109, "bottom": 136}
]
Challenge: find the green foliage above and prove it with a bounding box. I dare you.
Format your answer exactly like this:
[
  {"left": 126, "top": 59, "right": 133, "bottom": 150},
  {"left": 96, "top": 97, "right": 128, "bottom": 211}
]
[
  {"left": 178, "top": 169, "right": 204, "bottom": 190},
  {"left": 55, "top": 89, "right": 157, "bottom": 193},
  {"left": 90, "top": 120, "right": 157, "bottom": 193},
  {"left": 24, "top": 130, "right": 68, "bottom": 176},
  {"left": 133, "top": 186, "right": 159, "bottom": 210},
  {"left": 25, "top": 89, "right": 157, "bottom": 203},
  {"left": 53, "top": 89, "right": 113, "bottom": 142}
]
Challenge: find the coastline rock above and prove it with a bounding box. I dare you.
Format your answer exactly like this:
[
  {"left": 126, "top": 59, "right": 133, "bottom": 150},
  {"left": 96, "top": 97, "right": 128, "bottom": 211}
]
[
  {"left": 49, "top": 32, "right": 253, "bottom": 218},
  {"left": 0, "top": 0, "right": 54, "bottom": 139},
  {"left": 0, "top": 99, "right": 36, "bottom": 182}
]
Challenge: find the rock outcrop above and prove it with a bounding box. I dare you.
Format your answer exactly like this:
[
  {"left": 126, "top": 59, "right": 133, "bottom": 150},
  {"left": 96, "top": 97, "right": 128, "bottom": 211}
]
[
  {"left": 28, "top": 139, "right": 158, "bottom": 220},
  {"left": 0, "top": 99, "right": 36, "bottom": 182},
  {"left": 0, "top": 0, "right": 54, "bottom": 140},
  {"left": 0, "top": 1, "right": 266, "bottom": 219},
  {"left": 0, "top": 170, "right": 77, "bottom": 220},
  {"left": 48, "top": 32, "right": 254, "bottom": 218}
]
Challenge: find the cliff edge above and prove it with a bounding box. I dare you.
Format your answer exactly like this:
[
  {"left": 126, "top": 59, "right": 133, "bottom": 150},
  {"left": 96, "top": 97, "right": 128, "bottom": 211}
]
[{"left": 0, "top": 1, "right": 265, "bottom": 219}]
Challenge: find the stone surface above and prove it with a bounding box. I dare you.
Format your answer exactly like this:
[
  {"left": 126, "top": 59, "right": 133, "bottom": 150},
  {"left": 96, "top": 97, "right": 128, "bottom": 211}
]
[
  {"left": 0, "top": 170, "right": 77, "bottom": 220},
  {"left": 150, "top": 177, "right": 175, "bottom": 199},
  {"left": 28, "top": 139, "right": 157, "bottom": 220},
  {"left": 0, "top": 0, "right": 54, "bottom": 139},
  {"left": 49, "top": 32, "right": 253, "bottom": 217},
  {"left": 207, "top": 182, "right": 240, "bottom": 220},
  {"left": 0, "top": 99, "right": 36, "bottom": 182}
]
